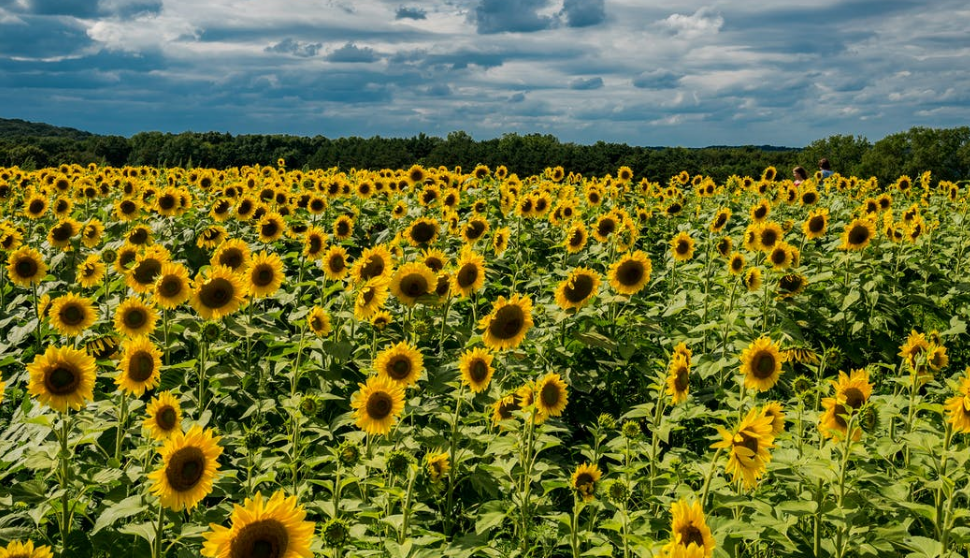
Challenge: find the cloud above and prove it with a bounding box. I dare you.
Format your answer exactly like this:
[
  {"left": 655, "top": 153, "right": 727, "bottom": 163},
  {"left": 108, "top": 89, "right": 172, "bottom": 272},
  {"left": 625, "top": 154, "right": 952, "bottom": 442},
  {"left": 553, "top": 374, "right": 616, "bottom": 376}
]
[
  {"left": 632, "top": 69, "right": 680, "bottom": 89},
  {"left": 569, "top": 76, "right": 603, "bottom": 90},
  {"left": 326, "top": 42, "right": 379, "bottom": 63},
  {"left": 395, "top": 6, "right": 426, "bottom": 20},
  {"left": 265, "top": 38, "right": 322, "bottom": 57},
  {"left": 660, "top": 7, "right": 723, "bottom": 39},
  {"left": 472, "top": 0, "right": 555, "bottom": 34},
  {"left": 561, "top": 0, "right": 605, "bottom": 28}
]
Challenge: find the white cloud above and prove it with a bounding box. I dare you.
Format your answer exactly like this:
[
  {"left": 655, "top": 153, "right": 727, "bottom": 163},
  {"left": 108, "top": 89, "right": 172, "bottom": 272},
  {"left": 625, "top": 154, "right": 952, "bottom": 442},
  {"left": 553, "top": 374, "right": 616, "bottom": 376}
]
[{"left": 659, "top": 7, "right": 723, "bottom": 40}]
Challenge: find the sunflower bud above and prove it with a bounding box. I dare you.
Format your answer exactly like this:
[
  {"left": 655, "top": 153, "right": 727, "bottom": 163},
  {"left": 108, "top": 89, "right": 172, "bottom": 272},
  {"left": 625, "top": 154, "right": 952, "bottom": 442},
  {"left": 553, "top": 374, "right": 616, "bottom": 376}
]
[
  {"left": 322, "top": 517, "right": 350, "bottom": 547},
  {"left": 202, "top": 322, "right": 221, "bottom": 343},
  {"left": 621, "top": 420, "right": 641, "bottom": 439},
  {"left": 338, "top": 440, "right": 360, "bottom": 466},
  {"left": 386, "top": 449, "right": 414, "bottom": 477},
  {"left": 597, "top": 413, "right": 616, "bottom": 430}
]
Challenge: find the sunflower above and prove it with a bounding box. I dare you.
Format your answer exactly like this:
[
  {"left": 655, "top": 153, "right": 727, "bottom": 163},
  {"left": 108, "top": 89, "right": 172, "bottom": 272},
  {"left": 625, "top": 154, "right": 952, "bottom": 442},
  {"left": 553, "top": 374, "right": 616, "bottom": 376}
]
[
  {"left": 479, "top": 293, "right": 534, "bottom": 350},
  {"left": 247, "top": 250, "right": 285, "bottom": 298},
  {"left": 47, "top": 218, "right": 80, "bottom": 250},
  {"left": 555, "top": 267, "right": 601, "bottom": 310},
  {"left": 26, "top": 345, "right": 97, "bottom": 412},
  {"left": 452, "top": 248, "right": 486, "bottom": 298},
  {"left": 154, "top": 262, "right": 191, "bottom": 309},
  {"left": 571, "top": 462, "right": 602, "bottom": 502},
  {"left": 802, "top": 208, "right": 829, "bottom": 240},
  {"left": 491, "top": 393, "right": 521, "bottom": 426},
  {"left": 462, "top": 216, "right": 490, "bottom": 244},
  {"left": 592, "top": 214, "right": 619, "bottom": 243},
  {"left": 421, "top": 452, "right": 450, "bottom": 483},
  {"left": 200, "top": 490, "right": 315, "bottom": 558},
  {"left": 666, "top": 354, "right": 690, "bottom": 404},
  {"left": 405, "top": 217, "right": 439, "bottom": 246},
  {"left": 945, "top": 370, "right": 970, "bottom": 434},
  {"left": 257, "top": 212, "right": 286, "bottom": 243},
  {"left": 307, "top": 306, "right": 332, "bottom": 337},
  {"left": 374, "top": 341, "right": 424, "bottom": 387},
  {"left": 839, "top": 218, "right": 876, "bottom": 251},
  {"left": 211, "top": 239, "right": 251, "bottom": 274},
  {"left": 115, "top": 243, "right": 139, "bottom": 274},
  {"left": 354, "top": 277, "right": 390, "bottom": 321},
  {"left": 144, "top": 391, "right": 183, "bottom": 440},
  {"left": 564, "top": 221, "right": 588, "bottom": 253},
  {"left": 302, "top": 227, "right": 328, "bottom": 260},
  {"left": 350, "top": 376, "right": 406, "bottom": 435},
  {"left": 148, "top": 425, "right": 223, "bottom": 511},
  {"left": 321, "top": 245, "right": 350, "bottom": 281},
  {"left": 777, "top": 273, "right": 807, "bottom": 298},
  {"left": 671, "top": 231, "right": 695, "bottom": 262},
  {"left": 331, "top": 215, "right": 354, "bottom": 241},
  {"left": 190, "top": 266, "right": 248, "bottom": 321},
  {"left": 77, "top": 254, "right": 106, "bottom": 288},
  {"left": 23, "top": 193, "right": 49, "bottom": 219},
  {"left": 112, "top": 297, "right": 156, "bottom": 338},
  {"left": 743, "top": 267, "right": 762, "bottom": 292},
  {"left": 710, "top": 208, "right": 731, "bottom": 233},
  {"left": 48, "top": 292, "right": 97, "bottom": 337},
  {"left": 726, "top": 252, "right": 745, "bottom": 276},
  {"left": 6, "top": 246, "right": 47, "bottom": 287},
  {"left": 459, "top": 347, "right": 494, "bottom": 393},
  {"left": 127, "top": 247, "right": 169, "bottom": 294},
  {"left": 819, "top": 369, "right": 872, "bottom": 441},
  {"left": 711, "top": 407, "right": 776, "bottom": 490},
  {"left": 391, "top": 262, "right": 436, "bottom": 306},
  {"left": 81, "top": 219, "right": 104, "bottom": 248},
  {"left": 419, "top": 248, "right": 448, "bottom": 273},
  {"left": 351, "top": 245, "right": 394, "bottom": 283},
  {"left": 534, "top": 372, "right": 569, "bottom": 420},
  {"left": 116, "top": 337, "right": 162, "bottom": 396},
  {"left": 760, "top": 402, "right": 786, "bottom": 436},
  {"left": 757, "top": 221, "right": 783, "bottom": 252},
  {"left": 608, "top": 251, "right": 652, "bottom": 295},
  {"left": 196, "top": 226, "right": 228, "bottom": 250},
  {"left": 663, "top": 500, "right": 716, "bottom": 558},
  {"left": 0, "top": 540, "right": 54, "bottom": 558},
  {"left": 740, "top": 336, "right": 785, "bottom": 392}
]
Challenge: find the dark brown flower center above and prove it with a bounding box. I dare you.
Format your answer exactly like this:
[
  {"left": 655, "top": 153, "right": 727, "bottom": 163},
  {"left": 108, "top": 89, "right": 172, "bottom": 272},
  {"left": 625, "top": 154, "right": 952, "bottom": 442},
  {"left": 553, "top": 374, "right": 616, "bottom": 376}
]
[
  {"left": 158, "top": 406, "right": 178, "bottom": 431},
  {"left": 848, "top": 224, "right": 870, "bottom": 245},
  {"left": 218, "top": 248, "right": 245, "bottom": 270},
  {"left": 675, "top": 239, "right": 691, "bottom": 255},
  {"left": 616, "top": 260, "right": 644, "bottom": 286},
  {"left": 681, "top": 525, "right": 705, "bottom": 548},
  {"left": 229, "top": 519, "right": 289, "bottom": 558},
  {"left": 597, "top": 218, "right": 616, "bottom": 237},
  {"left": 336, "top": 220, "right": 350, "bottom": 236},
  {"left": 29, "top": 199, "right": 46, "bottom": 214},
  {"left": 165, "top": 447, "right": 205, "bottom": 491},
  {"left": 409, "top": 221, "right": 436, "bottom": 244},
  {"left": 123, "top": 307, "right": 147, "bottom": 329},
  {"left": 760, "top": 228, "right": 778, "bottom": 248},
  {"left": 843, "top": 387, "right": 865, "bottom": 410},
  {"left": 457, "top": 264, "right": 479, "bottom": 289},
  {"left": 261, "top": 220, "right": 280, "bottom": 238},
  {"left": 252, "top": 265, "right": 275, "bottom": 287},
  {"left": 754, "top": 205, "right": 768, "bottom": 220},
  {"left": 424, "top": 257, "right": 444, "bottom": 272},
  {"left": 199, "top": 278, "right": 234, "bottom": 308},
  {"left": 468, "top": 360, "right": 489, "bottom": 383},
  {"left": 159, "top": 276, "right": 183, "bottom": 297},
  {"left": 564, "top": 274, "right": 595, "bottom": 303},
  {"left": 540, "top": 381, "right": 561, "bottom": 408},
  {"left": 751, "top": 351, "right": 776, "bottom": 379},
  {"left": 128, "top": 351, "right": 156, "bottom": 382},
  {"left": 366, "top": 392, "right": 393, "bottom": 420},
  {"left": 400, "top": 273, "right": 430, "bottom": 298},
  {"left": 465, "top": 220, "right": 486, "bottom": 240},
  {"left": 327, "top": 254, "right": 346, "bottom": 273},
  {"left": 45, "top": 365, "right": 80, "bottom": 395},
  {"left": 674, "top": 366, "right": 689, "bottom": 392},
  {"left": 489, "top": 305, "right": 525, "bottom": 340},
  {"left": 133, "top": 258, "right": 163, "bottom": 285},
  {"left": 52, "top": 222, "right": 74, "bottom": 242},
  {"left": 808, "top": 216, "right": 825, "bottom": 233},
  {"left": 60, "top": 303, "right": 86, "bottom": 326},
  {"left": 159, "top": 195, "right": 177, "bottom": 210},
  {"left": 387, "top": 356, "right": 412, "bottom": 380}
]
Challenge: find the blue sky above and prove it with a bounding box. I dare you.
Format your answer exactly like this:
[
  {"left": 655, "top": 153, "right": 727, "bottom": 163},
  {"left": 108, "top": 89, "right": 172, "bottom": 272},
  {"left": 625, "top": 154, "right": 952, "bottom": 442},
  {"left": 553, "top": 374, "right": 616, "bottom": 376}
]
[{"left": 0, "top": 0, "right": 967, "bottom": 147}]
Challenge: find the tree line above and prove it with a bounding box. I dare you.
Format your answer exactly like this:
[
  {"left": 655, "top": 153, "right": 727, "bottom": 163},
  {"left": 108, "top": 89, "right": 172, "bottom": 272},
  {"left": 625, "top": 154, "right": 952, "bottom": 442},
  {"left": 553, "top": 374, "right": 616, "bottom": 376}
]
[{"left": 1, "top": 118, "right": 967, "bottom": 185}]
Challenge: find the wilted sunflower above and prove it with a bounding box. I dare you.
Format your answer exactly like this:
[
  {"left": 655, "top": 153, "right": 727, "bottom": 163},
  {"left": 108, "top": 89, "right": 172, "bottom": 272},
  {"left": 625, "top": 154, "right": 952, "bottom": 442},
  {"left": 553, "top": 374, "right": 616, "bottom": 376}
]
[
  {"left": 777, "top": 273, "right": 808, "bottom": 298},
  {"left": 459, "top": 347, "right": 494, "bottom": 393},
  {"left": 246, "top": 250, "right": 285, "bottom": 298},
  {"left": 711, "top": 407, "right": 776, "bottom": 490},
  {"left": 6, "top": 246, "right": 47, "bottom": 287},
  {"left": 211, "top": 239, "right": 251, "bottom": 274},
  {"left": 76, "top": 254, "right": 106, "bottom": 288},
  {"left": 426, "top": 452, "right": 450, "bottom": 483},
  {"left": 201, "top": 490, "right": 315, "bottom": 558},
  {"left": 760, "top": 402, "right": 786, "bottom": 436},
  {"left": 0, "top": 540, "right": 54, "bottom": 558},
  {"left": 555, "top": 267, "right": 601, "bottom": 310},
  {"left": 354, "top": 277, "right": 390, "bottom": 321},
  {"left": 144, "top": 391, "right": 183, "bottom": 440},
  {"left": 350, "top": 376, "right": 406, "bottom": 435},
  {"left": 534, "top": 372, "right": 569, "bottom": 420},
  {"left": 740, "top": 336, "right": 785, "bottom": 392},
  {"left": 839, "top": 218, "right": 876, "bottom": 251},
  {"left": 743, "top": 267, "right": 762, "bottom": 292},
  {"left": 452, "top": 248, "right": 487, "bottom": 298},
  {"left": 321, "top": 245, "right": 350, "bottom": 281},
  {"left": 374, "top": 341, "right": 424, "bottom": 387},
  {"left": 154, "top": 262, "right": 191, "bottom": 309},
  {"left": 671, "top": 231, "right": 695, "bottom": 262},
  {"left": 663, "top": 500, "right": 716, "bottom": 558},
  {"left": 571, "top": 462, "right": 602, "bottom": 502},
  {"left": 819, "top": 368, "right": 872, "bottom": 441},
  {"left": 564, "top": 222, "right": 588, "bottom": 253},
  {"left": 27, "top": 345, "right": 97, "bottom": 412},
  {"left": 351, "top": 245, "right": 394, "bottom": 283},
  {"left": 116, "top": 337, "right": 162, "bottom": 396},
  {"left": 608, "top": 251, "right": 652, "bottom": 295},
  {"left": 666, "top": 354, "right": 690, "bottom": 404},
  {"left": 148, "top": 425, "right": 223, "bottom": 511},
  {"left": 479, "top": 293, "right": 534, "bottom": 350},
  {"left": 307, "top": 306, "right": 332, "bottom": 337},
  {"left": 944, "top": 370, "right": 970, "bottom": 434},
  {"left": 48, "top": 292, "right": 97, "bottom": 337},
  {"left": 190, "top": 266, "right": 247, "bottom": 321},
  {"left": 114, "top": 297, "right": 159, "bottom": 338},
  {"left": 405, "top": 217, "right": 439, "bottom": 246}
]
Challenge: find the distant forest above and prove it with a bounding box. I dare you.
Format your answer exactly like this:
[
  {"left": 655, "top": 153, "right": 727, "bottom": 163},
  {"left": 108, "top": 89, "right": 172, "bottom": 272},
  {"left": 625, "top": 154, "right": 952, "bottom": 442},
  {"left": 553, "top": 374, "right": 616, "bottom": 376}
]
[{"left": 1, "top": 118, "right": 968, "bottom": 185}]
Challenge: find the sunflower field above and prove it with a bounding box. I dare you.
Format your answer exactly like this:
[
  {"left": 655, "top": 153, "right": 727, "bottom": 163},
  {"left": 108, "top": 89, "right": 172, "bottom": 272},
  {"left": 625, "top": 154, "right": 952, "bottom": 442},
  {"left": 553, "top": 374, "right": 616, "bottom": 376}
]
[{"left": 0, "top": 162, "right": 968, "bottom": 558}]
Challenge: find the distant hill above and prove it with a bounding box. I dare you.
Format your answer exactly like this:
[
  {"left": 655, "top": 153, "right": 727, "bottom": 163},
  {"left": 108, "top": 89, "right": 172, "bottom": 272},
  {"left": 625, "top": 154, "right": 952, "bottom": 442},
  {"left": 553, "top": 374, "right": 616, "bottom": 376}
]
[{"left": 0, "top": 118, "right": 95, "bottom": 140}]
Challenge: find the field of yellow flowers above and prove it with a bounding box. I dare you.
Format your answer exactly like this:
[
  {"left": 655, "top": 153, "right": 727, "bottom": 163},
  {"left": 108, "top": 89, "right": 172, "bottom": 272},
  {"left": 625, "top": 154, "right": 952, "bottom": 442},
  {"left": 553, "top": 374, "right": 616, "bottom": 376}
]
[{"left": 0, "top": 162, "right": 968, "bottom": 558}]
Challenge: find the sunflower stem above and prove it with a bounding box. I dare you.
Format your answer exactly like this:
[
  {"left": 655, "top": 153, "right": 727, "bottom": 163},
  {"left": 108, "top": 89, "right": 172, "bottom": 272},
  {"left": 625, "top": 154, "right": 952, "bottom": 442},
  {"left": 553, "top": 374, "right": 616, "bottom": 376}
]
[
  {"left": 438, "top": 295, "right": 452, "bottom": 356},
  {"left": 936, "top": 421, "right": 953, "bottom": 548},
  {"left": 197, "top": 334, "right": 208, "bottom": 412},
  {"left": 31, "top": 282, "right": 42, "bottom": 354},
  {"left": 152, "top": 500, "right": 164, "bottom": 558},
  {"left": 647, "top": 396, "right": 666, "bottom": 500},
  {"left": 399, "top": 466, "right": 417, "bottom": 544},
  {"left": 57, "top": 411, "right": 73, "bottom": 555},
  {"left": 570, "top": 494, "right": 583, "bottom": 558},
  {"left": 518, "top": 414, "right": 536, "bottom": 554},
  {"left": 833, "top": 414, "right": 855, "bottom": 558},
  {"left": 444, "top": 383, "right": 464, "bottom": 538},
  {"left": 162, "top": 309, "right": 170, "bottom": 367},
  {"left": 699, "top": 448, "right": 723, "bottom": 510},
  {"left": 114, "top": 392, "right": 128, "bottom": 463}
]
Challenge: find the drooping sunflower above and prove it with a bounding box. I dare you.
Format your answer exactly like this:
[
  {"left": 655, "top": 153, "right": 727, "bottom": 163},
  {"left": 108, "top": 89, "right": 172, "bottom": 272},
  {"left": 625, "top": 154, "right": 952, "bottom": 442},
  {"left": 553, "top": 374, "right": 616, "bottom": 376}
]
[
  {"left": 663, "top": 500, "right": 716, "bottom": 558},
  {"left": 76, "top": 254, "right": 106, "bottom": 288},
  {"left": 27, "top": 345, "right": 97, "bottom": 412},
  {"left": 534, "top": 372, "right": 568, "bottom": 420},
  {"left": 711, "top": 407, "right": 776, "bottom": 490},
  {"left": 116, "top": 337, "right": 162, "bottom": 396},
  {"left": 554, "top": 267, "right": 601, "bottom": 310},
  {"left": 351, "top": 245, "right": 394, "bottom": 283},
  {"left": 944, "top": 370, "right": 970, "bottom": 434},
  {"left": 760, "top": 402, "right": 786, "bottom": 436},
  {"left": 743, "top": 267, "right": 762, "bottom": 292},
  {"left": 740, "top": 336, "right": 785, "bottom": 392},
  {"left": 405, "top": 217, "right": 439, "bottom": 246},
  {"left": 321, "top": 245, "right": 350, "bottom": 281},
  {"left": 246, "top": 250, "right": 285, "bottom": 298},
  {"left": 148, "top": 425, "right": 223, "bottom": 511},
  {"left": 839, "top": 218, "right": 877, "bottom": 251},
  {"left": 777, "top": 273, "right": 808, "bottom": 298},
  {"left": 0, "top": 540, "right": 55, "bottom": 558},
  {"left": 48, "top": 292, "right": 98, "bottom": 337},
  {"left": 819, "top": 368, "right": 872, "bottom": 441},
  {"left": 391, "top": 262, "right": 436, "bottom": 306},
  {"left": 666, "top": 353, "right": 690, "bottom": 404},
  {"left": 452, "top": 248, "right": 487, "bottom": 298},
  {"left": 154, "top": 262, "right": 191, "bottom": 309},
  {"left": 671, "top": 231, "right": 695, "bottom": 262},
  {"left": 6, "top": 246, "right": 48, "bottom": 287},
  {"left": 350, "top": 376, "right": 406, "bottom": 436},
  {"left": 571, "top": 462, "right": 602, "bottom": 502},
  {"left": 114, "top": 297, "right": 159, "bottom": 338},
  {"left": 479, "top": 293, "right": 534, "bottom": 350},
  {"left": 354, "top": 277, "right": 390, "bottom": 321},
  {"left": 190, "top": 266, "right": 248, "bottom": 321},
  {"left": 493, "top": 226, "right": 510, "bottom": 256},
  {"left": 374, "top": 341, "right": 424, "bottom": 388},
  {"left": 200, "top": 490, "right": 315, "bottom": 558},
  {"left": 307, "top": 306, "right": 332, "bottom": 337},
  {"left": 426, "top": 452, "right": 450, "bottom": 483},
  {"left": 459, "top": 347, "right": 494, "bottom": 393},
  {"left": 608, "top": 251, "right": 652, "bottom": 295},
  {"left": 211, "top": 239, "right": 251, "bottom": 274},
  {"left": 143, "top": 391, "right": 183, "bottom": 440}
]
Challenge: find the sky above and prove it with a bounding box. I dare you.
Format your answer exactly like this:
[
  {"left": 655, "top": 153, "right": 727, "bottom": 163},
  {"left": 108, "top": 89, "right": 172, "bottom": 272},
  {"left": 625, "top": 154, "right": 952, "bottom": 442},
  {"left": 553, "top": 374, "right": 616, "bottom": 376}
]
[{"left": 0, "top": 0, "right": 968, "bottom": 147}]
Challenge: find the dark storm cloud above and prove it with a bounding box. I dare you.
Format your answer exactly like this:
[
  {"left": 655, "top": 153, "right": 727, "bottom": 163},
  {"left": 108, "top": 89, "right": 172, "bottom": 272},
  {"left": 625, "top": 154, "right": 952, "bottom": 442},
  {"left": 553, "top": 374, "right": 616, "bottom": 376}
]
[
  {"left": 472, "top": 0, "right": 555, "bottom": 34},
  {"left": 395, "top": 6, "right": 426, "bottom": 20},
  {"left": 325, "top": 42, "right": 379, "bottom": 62},
  {"left": 561, "top": 0, "right": 605, "bottom": 28}
]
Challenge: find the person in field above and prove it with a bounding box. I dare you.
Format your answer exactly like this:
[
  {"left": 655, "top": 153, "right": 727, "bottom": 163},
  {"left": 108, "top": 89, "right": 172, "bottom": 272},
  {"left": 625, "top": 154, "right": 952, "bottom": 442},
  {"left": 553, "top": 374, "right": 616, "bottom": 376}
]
[{"left": 792, "top": 166, "right": 808, "bottom": 186}]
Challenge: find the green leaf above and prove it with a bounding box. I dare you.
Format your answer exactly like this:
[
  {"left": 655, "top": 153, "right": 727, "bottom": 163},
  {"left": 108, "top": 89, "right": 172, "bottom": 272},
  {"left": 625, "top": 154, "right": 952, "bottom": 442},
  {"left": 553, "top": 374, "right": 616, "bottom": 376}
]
[
  {"left": 92, "top": 496, "right": 148, "bottom": 535},
  {"left": 475, "top": 501, "right": 512, "bottom": 534}
]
